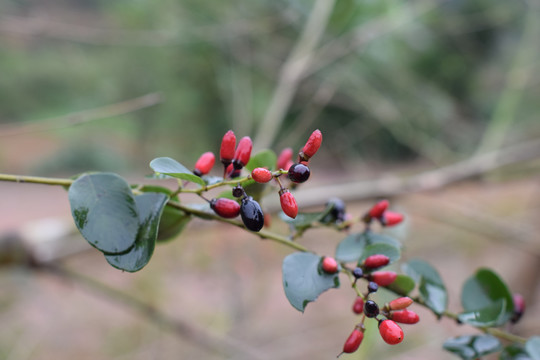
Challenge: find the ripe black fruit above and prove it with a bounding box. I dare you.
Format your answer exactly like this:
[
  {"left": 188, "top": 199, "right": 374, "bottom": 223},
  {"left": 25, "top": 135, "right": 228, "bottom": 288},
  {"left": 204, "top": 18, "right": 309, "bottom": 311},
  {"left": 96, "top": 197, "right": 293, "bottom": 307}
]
[
  {"left": 367, "top": 281, "right": 379, "bottom": 293},
  {"left": 364, "top": 300, "right": 380, "bottom": 318},
  {"left": 240, "top": 196, "right": 264, "bottom": 232},
  {"left": 287, "top": 163, "right": 310, "bottom": 183},
  {"left": 353, "top": 267, "right": 364, "bottom": 279},
  {"left": 325, "top": 197, "right": 346, "bottom": 223}
]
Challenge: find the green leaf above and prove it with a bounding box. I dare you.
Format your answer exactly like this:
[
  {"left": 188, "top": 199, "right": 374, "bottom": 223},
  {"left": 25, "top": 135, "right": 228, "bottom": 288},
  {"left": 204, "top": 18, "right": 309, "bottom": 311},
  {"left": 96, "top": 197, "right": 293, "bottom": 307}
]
[
  {"left": 500, "top": 344, "right": 532, "bottom": 360},
  {"left": 460, "top": 268, "right": 514, "bottom": 327},
  {"left": 387, "top": 274, "right": 416, "bottom": 296},
  {"left": 157, "top": 205, "right": 191, "bottom": 242},
  {"left": 526, "top": 337, "right": 540, "bottom": 360},
  {"left": 403, "top": 259, "right": 447, "bottom": 316},
  {"left": 443, "top": 335, "right": 502, "bottom": 360},
  {"left": 137, "top": 185, "right": 174, "bottom": 196},
  {"left": 68, "top": 173, "right": 139, "bottom": 254},
  {"left": 335, "top": 231, "right": 401, "bottom": 263},
  {"left": 458, "top": 299, "right": 508, "bottom": 327},
  {"left": 149, "top": 157, "right": 205, "bottom": 186},
  {"left": 282, "top": 252, "right": 340, "bottom": 312},
  {"left": 202, "top": 175, "right": 224, "bottom": 186},
  {"left": 105, "top": 193, "right": 168, "bottom": 272},
  {"left": 246, "top": 149, "right": 277, "bottom": 172},
  {"left": 357, "top": 243, "right": 400, "bottom": 267}
]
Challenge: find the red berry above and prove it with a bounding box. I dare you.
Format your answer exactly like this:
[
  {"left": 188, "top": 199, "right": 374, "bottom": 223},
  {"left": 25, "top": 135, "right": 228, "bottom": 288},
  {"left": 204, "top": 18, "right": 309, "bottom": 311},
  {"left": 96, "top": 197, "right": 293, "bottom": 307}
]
[
  {"left": 279, "top": 189, "right": 298, "bottom": 219},
  {"left": 388, "top": 297, "right": 413, "bottom": 311},
  {"left": 210, "top": 198, "right": 240, "bottom": 218},
  {"left": 300, "top": 129, "right": 322, "bottom": 161},
  {"left": 390, "top": 310, "right": 419, "bottom": 324},
  {"left": 382, "top": 211, "right": 403, "bottom": 227},
  {"left": 220, "top": 130, "right": 236, "bottom": 166},
  {"left": 379, "top": 320, "right": 404, "bottom": 345},
  {"left": 512, "top": 293, "right": 526, "bottom": 323},
  {"left": 352, "top": 297, "right": 364, "bottom": 314},
  {"left": 193, "top": 152, "right": 215, "bottom": 176},
  {"left": 341, "top": 328, "right": 363, "bottom": 354},
  {"left": 321, "top": 256, "right": 338, "bottom": 274},
  {"left": 276, "top": 147, "right": 293, "bottom": 170},
  {"left": 370, "top": 271, "right": 397, "bottom": 286},
  {"left": 363, "top": 254, "right": 390, "bottom": 269},
  {"left": 287, "top": 163, "right": 310, "bottom": 183},
  {"left": 368, "top": 200, "right": 389, "bottom": 219},
  {"left": 251, "top": 167, "right": 273, "bottom": 183},
  {"left": 232, "top": 136, "right": 253, "bottom": 170}
]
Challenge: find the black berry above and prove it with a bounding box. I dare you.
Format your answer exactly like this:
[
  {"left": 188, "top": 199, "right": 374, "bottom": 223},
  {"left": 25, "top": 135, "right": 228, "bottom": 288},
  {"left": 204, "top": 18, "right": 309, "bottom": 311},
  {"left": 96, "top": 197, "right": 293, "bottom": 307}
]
[
  {"left": 353, "top": 267, "right": 364, "bottom": 279},
  {"left": 287, "top": 163, "right": 310, "bottom": 183},
  {"left": 364, "top": 300, "right": 379, "bottom": 318},
  {"left": 240, "top": 196, "right": 264, "bottom": 232},
  {"left": 367, "top": 281, "right": 379, "bottom": 293},
  {"left": 327, "top": 197, "right": 346, "bottom": 222},
  {"left": 232, "top": 185, "right": 245, "bottom": 198}
]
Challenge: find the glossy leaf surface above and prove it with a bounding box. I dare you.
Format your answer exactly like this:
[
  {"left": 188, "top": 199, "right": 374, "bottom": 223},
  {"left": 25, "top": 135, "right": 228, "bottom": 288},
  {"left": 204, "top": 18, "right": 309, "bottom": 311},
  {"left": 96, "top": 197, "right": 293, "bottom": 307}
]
[
  {"left": 336, "top": 231, "right": 400, "bottom": 263},
  {"left": 387, "top": 274, "right": 416, "bottom": 296},
  {"left": 526, "top": 337, "right": 540, "bottom": 360},
  {"left": 403, "top": 259, "right": 447, "bottom": 316},
  {"left": 105, "top": 193, "right": 168, "bottom": 272},
  {"left": 443, "top": 335, "right": 501, "bottom": 360},
  {"left": 149, "top": 157, "right": 205, "bottom": 185},
  {"left": 282, "top": 252, "right": 340, "bottom": 312},
  {"left": 68, "top": 173, "right": 139, "bottom": 254},
  {"left": 246, "top": 149, "right": 277, "bottom": 172}
]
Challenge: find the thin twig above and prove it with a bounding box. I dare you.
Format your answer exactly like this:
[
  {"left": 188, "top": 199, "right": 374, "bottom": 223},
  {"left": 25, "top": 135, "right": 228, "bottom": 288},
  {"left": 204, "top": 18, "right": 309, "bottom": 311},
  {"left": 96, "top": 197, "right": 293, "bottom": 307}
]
[
  {"left": 0, "top": 93, "right": 162, "bottom": 137},
  {"left": 253, "top": 0, "right": 336, "bottom": 150},
  {"left": 38, "top": 264, "right": 270, "bottom": 360}
]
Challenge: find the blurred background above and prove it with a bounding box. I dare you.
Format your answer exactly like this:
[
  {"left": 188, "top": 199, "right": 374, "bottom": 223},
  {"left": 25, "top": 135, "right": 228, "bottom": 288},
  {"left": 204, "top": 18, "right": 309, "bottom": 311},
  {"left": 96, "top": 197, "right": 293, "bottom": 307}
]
[{"left": 0, "top": 0, "right": 539, "bottom": 359}]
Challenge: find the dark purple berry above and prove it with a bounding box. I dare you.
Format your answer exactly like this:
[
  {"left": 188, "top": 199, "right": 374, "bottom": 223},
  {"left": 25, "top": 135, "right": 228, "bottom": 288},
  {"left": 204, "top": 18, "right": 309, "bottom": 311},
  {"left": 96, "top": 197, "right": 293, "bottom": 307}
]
[
  {"left": 287, "top": 163, "right": 310, "bottom": 183},
  {"left": 326, "top": 197, "right": 346, "bottom": 222},
  {"left": 240, "top": 196, "right": 264, "bottom": 232},
  {"left": 364, "top": 300, "right": 379, "bottom": 318},
  {"left": 367, "top": 281, "right": 379, "bottom": 293},
  {"left": 353, "top": 267, "right": 364, "bottom": 279},
  {"left": 232, "top": 185, "right": 245, "bottom": 198}
]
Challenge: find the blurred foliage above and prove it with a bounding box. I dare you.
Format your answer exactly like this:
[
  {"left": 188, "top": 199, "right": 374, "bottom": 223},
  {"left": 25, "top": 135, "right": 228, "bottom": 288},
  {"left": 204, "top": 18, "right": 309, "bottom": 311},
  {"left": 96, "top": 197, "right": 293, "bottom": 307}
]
[{"left": 0, "top": 0, "right": 538, "bottom": 174}]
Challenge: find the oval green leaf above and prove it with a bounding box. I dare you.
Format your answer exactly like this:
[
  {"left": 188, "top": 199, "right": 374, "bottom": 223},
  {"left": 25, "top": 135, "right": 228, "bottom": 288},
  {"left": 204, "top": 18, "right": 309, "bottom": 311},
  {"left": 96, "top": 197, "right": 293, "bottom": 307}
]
[
  {"left": 280, "top": 203, "right": 334, "bottom": 231},
  {"left": 335, "top": 231, "right": 401, "bottom": 263},
  {"left": 403, "top": 259, "right": 447, "bottom": 316},
  {"left": 443, "top": 335, "right": 501, "bottom": 360},
  {"left": 157, "top": 205, "right": 191, "bottom": 242},
  {"left": 526, "top": 337, "right": 540, "bottom": 360},
  {"left": 460, "top": 268, "right": 514, "bottom": 326},
  {"left": 149, "top": 157, "right": 205, "bottom": 186},
  {"left": 246, "top": 149, "right": 277, "bottom": 172},
  {"left": 282, "top": 252, "right": 340, "bottom": 312},
  {"left": 68, "top": 173, "right": 139, "bottom": 254},
  {"left": 357, "top": 243, "right": 401, "bottom": 267},
  {"left": 501, "top": 344, "right": 532, "bottom": 360},
  {"left": 105, "top": 193, "right": 168, "bottom": 272},
  {"left": 387, "top": 274, "right": 416, "bottom": 296}
]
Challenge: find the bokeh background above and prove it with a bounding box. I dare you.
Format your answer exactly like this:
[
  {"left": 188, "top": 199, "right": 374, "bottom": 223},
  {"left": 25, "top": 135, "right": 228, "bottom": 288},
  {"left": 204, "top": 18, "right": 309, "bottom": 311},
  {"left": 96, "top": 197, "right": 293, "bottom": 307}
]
[{"left": 1, "top": 0, "right": 539, "bottom": 359}]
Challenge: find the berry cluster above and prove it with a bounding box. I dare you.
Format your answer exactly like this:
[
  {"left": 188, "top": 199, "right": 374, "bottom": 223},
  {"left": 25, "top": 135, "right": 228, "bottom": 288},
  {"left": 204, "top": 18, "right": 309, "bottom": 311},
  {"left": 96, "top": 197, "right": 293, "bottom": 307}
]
[
  {"left": 363, "top": 199, "right": 404, "bottom": 227},
  {"left": 191, "top": 129, "right": 322, "bottom": 232},
  {"left": 337, "top": 251, "right": 419, "bottom": 356}
]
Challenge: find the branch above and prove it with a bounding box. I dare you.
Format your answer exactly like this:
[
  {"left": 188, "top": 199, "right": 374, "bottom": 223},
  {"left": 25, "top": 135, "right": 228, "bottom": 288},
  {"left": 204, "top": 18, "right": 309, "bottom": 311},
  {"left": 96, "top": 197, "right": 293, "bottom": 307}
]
[
  {"left": 38, "top": 264, "right": 270, "bottom": 360},
  {"left": 253, "top": 0, "right": 336, "bottom": 150},
  {"left": 0, "top": 92, "right": 162, "bottom": 137}
]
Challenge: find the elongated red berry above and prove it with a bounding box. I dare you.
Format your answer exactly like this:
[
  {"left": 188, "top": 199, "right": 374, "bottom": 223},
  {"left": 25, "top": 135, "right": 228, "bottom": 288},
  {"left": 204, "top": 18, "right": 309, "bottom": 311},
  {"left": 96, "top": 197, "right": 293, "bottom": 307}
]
[
  {"left": 279, "top": 189, "right": 298, "bottom": 219},
  {"left": 193, "top": 152, "right": 215, "bottom": 176},
  {"left": 388, "top": 297, "right": 413, "bottom": 311},
  {"left": 210, "top": 198, "right": 240, "bottom": 218},
  {"left": 368, "top": 200, "right": 389, "bottom": 219},
  {"left": 251, "top": 168, "right": 273, "bottom": 183},
  {"left": 352, "top": 297, "right": 364, "bottom": 314},
  {"left": 321, "top": 256, "right": 338, "bottom": 274},
  {"left": 382, "top": 211, "right": 403, "bottom": 227},
  {"left": 341, "top": 328, "right": 364, "bottom": 355},
  {"left": 220, "top": 130, "right": 236, "bottom": 166},
  {"left": 300, "top": 129, "right": 322, "bottom": 161},
  {"left": 512, "top": 293, "right": 526, "bottom": 323},
  {"left": 363, "top": 254, "right": 390, "bottom": 269},
  {"left": 390, "top": 310, "right": 419, "bottom": 324},
  {"left": 379, "top": 320, "right": 404, "bottom": 345},
  {"left": 232, "top": 136, "right": 253, "bottom": 170},
  {"left": 277, "top": 147, "right": 293, "bottom": 170},
  {"left": 370, "top": 271, "right": 397, "bottom": 286}
]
